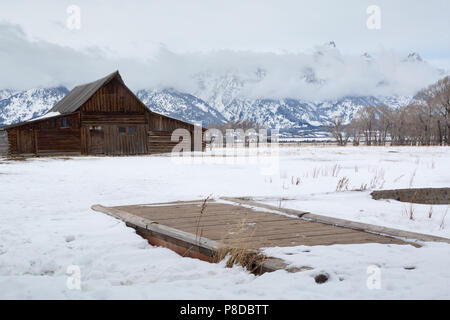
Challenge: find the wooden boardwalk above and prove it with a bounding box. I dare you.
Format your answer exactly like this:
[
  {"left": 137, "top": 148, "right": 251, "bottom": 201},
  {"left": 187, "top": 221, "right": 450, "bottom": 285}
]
[
  {"left": 92, "top": 199, "right": 420, "bottom": 273},
  {"left": 112, "top": 200, "right": 406, "bottom": 248}
]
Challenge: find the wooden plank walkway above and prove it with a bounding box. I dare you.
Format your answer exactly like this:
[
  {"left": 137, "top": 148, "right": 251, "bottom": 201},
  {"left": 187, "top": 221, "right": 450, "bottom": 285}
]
[
  {"left": 92, "top": 198, "right": 420, "bottom": 274},
  {"left": 113, "top": 201, "right": 407, "bottom": 247}
]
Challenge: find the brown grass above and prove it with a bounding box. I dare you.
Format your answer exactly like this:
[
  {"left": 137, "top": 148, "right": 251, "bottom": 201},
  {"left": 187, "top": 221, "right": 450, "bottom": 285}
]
[
  {"left": 312, "top": 167, "right": 321, "bottom": 178},
  {"left": 409, "top": 169, "right": 417, "bottom": 188},
  {"left": 213, "top": 246, "right": 267, "bottom": 274},
  {"left": 353, "top": 183, "right": 368, "bottom": 192},
  {"left": 331, "top": 164, "right": 341, "bottom": 177},
  {"left": 369, "top": 168, "right": 385, "bottom": 189},
  {"left": 406, "top": 191, "right": 419, "bottom": 220},
  {"left": 408, "top": 203, "right": 415, "bottom": 220},
  {"left": 336, "top": 177, "right": 350, "bottom": 191},
  {"left": 212, "top": 219, "right": 267, "bottom": 274},
  {"left": 195, "top": 195, "right": 212, "bottom": 243},
  {"left": 291, "top": 176, "right": 301, "bottom": 185},
  {"left": 402, "top": 203, "right": 415, "bottom": 221},
  {"left": 440, "top": 207, "right": 449, "bottom": 230},
  {"left": 192, "top": 200, "right": 267, "bottom": 274}
]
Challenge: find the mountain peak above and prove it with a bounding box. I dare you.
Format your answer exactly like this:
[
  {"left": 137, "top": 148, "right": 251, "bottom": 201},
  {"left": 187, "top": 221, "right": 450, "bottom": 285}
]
[
  {"left": 406, "top": 52, "right": 423, "bottom": 62},
  {"left": 314, "top": 41, "right": 339, "bottom": 58},
  {"left": 361, "top": 52, "right": 373, "bottom": 62}
]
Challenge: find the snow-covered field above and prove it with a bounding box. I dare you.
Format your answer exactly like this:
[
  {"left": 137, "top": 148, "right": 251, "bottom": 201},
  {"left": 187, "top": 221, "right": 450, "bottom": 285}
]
[{"left": 0, "top": 146, "right": 449, "bottom": 299}]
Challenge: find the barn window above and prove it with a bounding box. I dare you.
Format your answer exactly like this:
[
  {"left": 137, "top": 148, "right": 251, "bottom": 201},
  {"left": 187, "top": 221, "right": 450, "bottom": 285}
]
[
  {"left": 118, "top": 127, "right": 126, "bottom": 134},
  {"left": 128, "top": 127, "right": 136, "bottom": 134},
  {"left": 61, "top": 117, "right": 70, "bottom": 128}
]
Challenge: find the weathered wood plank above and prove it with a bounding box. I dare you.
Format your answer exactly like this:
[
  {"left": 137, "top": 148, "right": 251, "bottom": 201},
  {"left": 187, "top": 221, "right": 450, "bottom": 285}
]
[
  {"left": 223, "top": 197, "right": 450, "bottom": 244},
  {"left": 91, "top": 199, "right": 425, "bottom": 275},
  {"left": 91, "top": 204, "right": 306, "bottom": 274},
  {"left": 0, "top": 130, "right": 8, "bottom": 156}
]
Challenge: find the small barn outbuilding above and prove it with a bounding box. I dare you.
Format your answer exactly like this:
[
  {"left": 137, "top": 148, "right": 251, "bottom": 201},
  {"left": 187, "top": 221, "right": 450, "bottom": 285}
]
[{"left": 0, "top": 71, "right": 204, "bottom": 157}]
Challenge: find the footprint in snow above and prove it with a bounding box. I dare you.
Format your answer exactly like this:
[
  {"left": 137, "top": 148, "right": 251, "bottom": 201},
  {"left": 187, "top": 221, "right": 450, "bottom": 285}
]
[{"left": 65, "top": 235, "right": 76, "bottom": 243}]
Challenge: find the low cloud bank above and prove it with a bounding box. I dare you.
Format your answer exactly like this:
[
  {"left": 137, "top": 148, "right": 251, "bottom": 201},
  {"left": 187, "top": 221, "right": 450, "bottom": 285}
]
[{"left": 0, "top": 23, "right": 446, "bottom": 100}]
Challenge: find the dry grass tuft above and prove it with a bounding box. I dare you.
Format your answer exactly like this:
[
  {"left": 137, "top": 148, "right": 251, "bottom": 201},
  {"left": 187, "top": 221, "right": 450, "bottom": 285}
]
[
  {"left": 400, "top": 191, "right": 417, "bottom": 220},
  {"left": 336, "top": 177, "right": 350, "bottom": 191},
  {"left": 212, "top": 219, "right": 267, "bottom": 274},
  {"left": 440, "top": 207, "right": 449, "bottom": 230},
  {"left": 402, "top": 203, "right": 415, "bottom": 221},
  {"left": 192, "top": 197, "right": 267, "bottom": 274},
  {"left": 408, "top": 204, "right": 415, "bottom": 220},
  {"left": 353, "top": 183, "right": 368, "bottom": 192},
  {"left": 291, "top": 176, "right": 301, "bottom": 185},
  {"left": 213, "top": 247, "right": 266, "bottom": 274},
  {"left": 409, "top": 169, "right": 417, "bottom": 188},
  {"left": 369, "top": 168, "right": 385, "bottom": 189},
  {"left": 312, "top": 167, "right": 320, "bottom": 179},
  {"left": 195, "top": 195, "right": 212, "bottom": 243},
  {"left": 331, "top": 164, "right": 341, "bottom": 177}
]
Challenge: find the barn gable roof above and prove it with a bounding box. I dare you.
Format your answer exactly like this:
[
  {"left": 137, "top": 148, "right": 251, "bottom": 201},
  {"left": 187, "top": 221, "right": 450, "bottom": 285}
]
[
  {"left": 0, "top": 71, "right": 204, "bottom": 131},
  {"left": 47, "top": 70, "right": 122, "bottom": 115}
]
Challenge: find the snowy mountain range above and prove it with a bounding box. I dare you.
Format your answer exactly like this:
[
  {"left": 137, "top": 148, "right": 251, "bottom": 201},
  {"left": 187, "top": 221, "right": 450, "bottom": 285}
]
[
  {"left": 0, "top": 44, "right": 445, "bottom": 137},
  {"left": 0, "top": 87, "right": 68, "bottom": 126},
  {"left": 0, "top": 85, "right": 411, "bottom": 136},
  {"left": 136, "top": 88, "right": 227, "bottom": 126}
]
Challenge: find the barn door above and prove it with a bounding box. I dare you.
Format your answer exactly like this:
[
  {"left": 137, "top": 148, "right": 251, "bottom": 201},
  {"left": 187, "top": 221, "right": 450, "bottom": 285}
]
[
  {"left": 89, "top": 126, "right": 104, "bottom": 155},
  {"left": 17, "top": 128, "right": 36, "bottom": 155}
]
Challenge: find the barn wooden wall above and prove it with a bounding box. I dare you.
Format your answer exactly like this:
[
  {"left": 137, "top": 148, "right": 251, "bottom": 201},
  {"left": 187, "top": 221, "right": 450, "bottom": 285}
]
[
  {"left": 16, "top": 128, "right": 35, "bottom": 155},
  {"left": 79, "top": 77, "right": 149, "bottom": 155},
  {"left": 147, "top": 112, "right": 194, "bottom": 132},
  {"left": 6, "top": 129, "right": 17, "bottom": 156},
  {"left": 81, "top": 77, "right": 147, "bottom": 114},
  {"left": 81, "top": 113, "right": 145, "bottom": 126},
  {"left": 6, "top": 113, "right": 81, "bottom": 157},
  {"left": 0, "top": 130, "right": 8, "bottom": 156},
  {"left": 147, "top": 131, "right": 186, "bottom": 154},
  {"left": 81, "top": 125, "right": 148, "bottom": 155},
  {"left": 2, "top": 75, "right": 205, "bottom": 157},
  {"left": 145, "top": 111, "right": 205, "bottom": 154}
]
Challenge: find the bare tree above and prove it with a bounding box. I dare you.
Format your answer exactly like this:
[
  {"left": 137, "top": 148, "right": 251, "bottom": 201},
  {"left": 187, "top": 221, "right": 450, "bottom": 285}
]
[
  {"left": 211, "top": 76, "right": 450, "bottom": 147},
  {"left": 327, "top": 117, "right": 350, "bottom": 146},
  {"left": 350, "top": 76, "right": 450, "bottom": 146},
  {"left": 376, "top": 105, "right": 392, "bottom": 145}
]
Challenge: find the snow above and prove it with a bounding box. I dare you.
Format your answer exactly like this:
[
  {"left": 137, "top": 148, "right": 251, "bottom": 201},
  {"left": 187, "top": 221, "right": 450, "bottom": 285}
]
[
  {"left": 0, "top": 146, "right": 449, "bottom": 299},
  {"left": 29, "top": 111, "right": 61, "bottom": 121},
  {"left": 0, "top": 87, "right": 67, "bottom": 126},
  {"left": 0, "top": 83, "right": 414, "bottom": 135}
]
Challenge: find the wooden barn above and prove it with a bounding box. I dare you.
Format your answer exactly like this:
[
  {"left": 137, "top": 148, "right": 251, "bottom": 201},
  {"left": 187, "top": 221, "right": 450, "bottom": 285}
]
[{"left": 0, "top": 71, "right": 204, "bottom": 157}]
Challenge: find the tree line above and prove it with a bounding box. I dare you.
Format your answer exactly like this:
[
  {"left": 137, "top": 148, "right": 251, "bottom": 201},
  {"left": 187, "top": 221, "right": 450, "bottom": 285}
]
[{"left": 329, "top": 76, "right": 450, "bottom": 146}]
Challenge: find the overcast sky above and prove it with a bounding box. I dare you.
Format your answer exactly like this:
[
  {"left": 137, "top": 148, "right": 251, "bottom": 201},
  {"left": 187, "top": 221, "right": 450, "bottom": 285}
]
[{"left": 0, "top": 0, "right": 449, "bottom": 96}]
